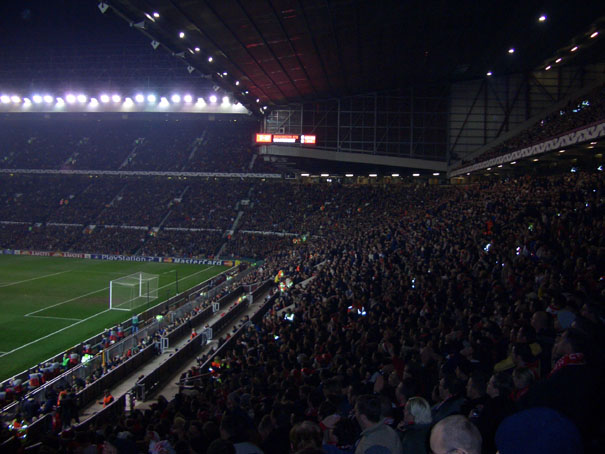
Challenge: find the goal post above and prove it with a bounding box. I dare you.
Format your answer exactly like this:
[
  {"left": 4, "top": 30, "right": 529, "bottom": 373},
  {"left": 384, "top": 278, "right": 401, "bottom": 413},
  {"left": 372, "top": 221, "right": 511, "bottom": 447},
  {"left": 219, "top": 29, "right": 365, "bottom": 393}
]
[{"left": 109, "top": 272, "right": 159, "bottom": 311}]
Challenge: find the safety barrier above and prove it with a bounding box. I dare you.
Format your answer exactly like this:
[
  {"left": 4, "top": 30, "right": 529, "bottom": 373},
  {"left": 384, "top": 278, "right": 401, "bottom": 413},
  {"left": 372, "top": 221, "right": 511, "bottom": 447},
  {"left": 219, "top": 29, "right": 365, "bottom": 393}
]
[{"left": 135, "top": 295, "right": 250, "bottom": 400}]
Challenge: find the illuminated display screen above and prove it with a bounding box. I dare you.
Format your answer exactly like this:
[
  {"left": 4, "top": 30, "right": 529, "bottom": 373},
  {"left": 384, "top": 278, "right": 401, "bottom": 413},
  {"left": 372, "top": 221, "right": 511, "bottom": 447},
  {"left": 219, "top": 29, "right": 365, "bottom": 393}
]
[{"left": 255, "top": 133, "right": 316, "bottom": 145}]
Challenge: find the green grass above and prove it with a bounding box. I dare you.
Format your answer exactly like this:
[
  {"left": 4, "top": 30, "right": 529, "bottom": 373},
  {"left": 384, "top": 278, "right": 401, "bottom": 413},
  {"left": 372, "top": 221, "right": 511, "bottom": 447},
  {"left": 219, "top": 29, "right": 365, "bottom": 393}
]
[{"left": 0, "top": 255, "right": 228, "bottom": 381}]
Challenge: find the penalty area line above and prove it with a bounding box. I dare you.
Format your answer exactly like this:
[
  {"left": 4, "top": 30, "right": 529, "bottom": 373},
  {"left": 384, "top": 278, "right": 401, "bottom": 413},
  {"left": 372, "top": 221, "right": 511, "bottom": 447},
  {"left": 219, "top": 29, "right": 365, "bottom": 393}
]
[{"left": 0, "top": 309, "right": 112, "bottom": 359}]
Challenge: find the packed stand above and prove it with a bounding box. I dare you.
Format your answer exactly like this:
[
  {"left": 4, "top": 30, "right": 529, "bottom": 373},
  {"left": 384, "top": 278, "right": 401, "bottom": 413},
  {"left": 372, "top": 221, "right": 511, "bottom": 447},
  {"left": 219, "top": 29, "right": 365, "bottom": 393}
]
[
  {"left": 24, "top": 169, "right": 602, "bottom": 454},
  {"left": 459, "top": 84, "right": 605, "bottom": 167},
  {"left": 164, "top": 180, "right": 251, "bottom": 231},
  {"left": 0, "top": 116, "right": 279, "bottom": 173}
]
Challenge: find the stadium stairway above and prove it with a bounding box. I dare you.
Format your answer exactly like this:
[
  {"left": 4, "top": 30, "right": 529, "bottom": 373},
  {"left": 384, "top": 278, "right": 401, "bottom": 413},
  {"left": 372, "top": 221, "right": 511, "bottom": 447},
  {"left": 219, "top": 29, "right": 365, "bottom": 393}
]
[{"left": 77, "top": 287, "right": 271, "bottom": 417}]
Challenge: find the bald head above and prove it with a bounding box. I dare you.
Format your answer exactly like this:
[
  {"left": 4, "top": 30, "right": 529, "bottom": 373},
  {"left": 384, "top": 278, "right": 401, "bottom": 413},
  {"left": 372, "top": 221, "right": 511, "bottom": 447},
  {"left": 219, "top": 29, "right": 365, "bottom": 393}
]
[{"left": 430, "top": 415, "right": 482, "bottom": 454}]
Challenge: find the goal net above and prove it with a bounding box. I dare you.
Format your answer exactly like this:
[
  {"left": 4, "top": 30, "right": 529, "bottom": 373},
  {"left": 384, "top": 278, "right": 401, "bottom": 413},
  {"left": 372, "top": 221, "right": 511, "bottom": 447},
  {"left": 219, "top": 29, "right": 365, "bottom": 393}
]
[{"left": 109, "top": 272, "right": 159, "bottom": 311}]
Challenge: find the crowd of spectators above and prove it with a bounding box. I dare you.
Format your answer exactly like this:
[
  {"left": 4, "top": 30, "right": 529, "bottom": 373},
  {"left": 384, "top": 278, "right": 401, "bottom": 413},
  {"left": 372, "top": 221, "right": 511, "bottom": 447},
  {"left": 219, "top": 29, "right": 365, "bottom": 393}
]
[
  {"left": 0, "top": 116, "right": 277, "bottom": 174},
  {"left": 6, "top": 168, "right": 599, "bottom": 453},
  {"left": 222, "top": 233, "right": 300, "bottom": 260},
  {"left": 458, "top": 83, "right": 605, "bottom": 167}
]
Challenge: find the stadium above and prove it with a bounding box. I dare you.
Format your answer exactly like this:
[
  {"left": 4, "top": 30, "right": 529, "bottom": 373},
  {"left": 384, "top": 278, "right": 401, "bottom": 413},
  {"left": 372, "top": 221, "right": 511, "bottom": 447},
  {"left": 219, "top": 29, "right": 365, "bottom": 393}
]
[{"left": 0, "top": 1, "right": 603, "bottom": 453}]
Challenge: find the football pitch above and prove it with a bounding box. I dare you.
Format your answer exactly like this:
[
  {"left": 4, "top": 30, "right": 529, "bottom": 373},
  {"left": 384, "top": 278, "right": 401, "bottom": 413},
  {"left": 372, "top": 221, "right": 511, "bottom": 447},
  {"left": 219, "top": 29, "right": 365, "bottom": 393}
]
[{"left": 0, "top": 255, "right": 228, "bottom": 381}]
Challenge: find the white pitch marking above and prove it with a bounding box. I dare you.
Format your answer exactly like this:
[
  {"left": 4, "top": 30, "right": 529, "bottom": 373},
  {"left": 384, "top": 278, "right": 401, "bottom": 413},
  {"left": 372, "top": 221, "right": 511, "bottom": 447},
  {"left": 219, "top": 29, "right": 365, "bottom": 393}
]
[
  {"left": 0, "top": 270, "right": 71, "bottom": 288},
  {"left": 0, "top": 309, "right": 112, "bottom": 358},
  {"left": 25, "top": 315, "right": 83, "bottom": 322}
]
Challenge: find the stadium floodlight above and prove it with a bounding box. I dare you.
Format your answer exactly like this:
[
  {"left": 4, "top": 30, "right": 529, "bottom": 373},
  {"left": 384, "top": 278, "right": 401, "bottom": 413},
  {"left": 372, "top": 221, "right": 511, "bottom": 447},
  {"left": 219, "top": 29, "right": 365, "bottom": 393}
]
[
  {"left": 147, "top": 94, "right": 157, "bottom": 103},
  {"left": 183, "top": 94, "right": 193, "bottom": 103},
  {"left": 222, "top": 96, "right": 230, "bottom": 105},
  {"left": 135, "top": 94, "right": 145, "bottom": 103},
  {"left": 209, "top": 95, "right": 217, "bottom": 103},
  {"left": 590, "top": 31, "right": 598, "bottom": 39},
  {"left": 77, "top": 94, "right": 87, "bottom": 103},
  {"left": 433, "top": 172, "right": 440, "bottom": 176},
  {"left": 159, "top": 97, "right": 169, "bottom": 106},
  {"left": 1, "top": 95, "right": 11, "bottom": 104},
  {"left": 109, "top": 272, "right": 158, "bottom": 311},
  {"left": 10, "top": 95, "right": 21, "bottom": 103},
  {"left": 508, "top": 48, "right": 515, "bottom": 54},
  {"left": 196, "top": 97, "right": 206, "bottom": 105},
  {"left": 32, "top": 95, "right": 43, "bottom": 104},
  {"left": 123, "top": 97, "right": 134, "bottom": 107},
  {"left": 112, "top": 94, "right": 121, "bottom": 103},
  {"left": 208, "top": 56, "right": 213, "bottom": 62},
  {"left": 235, "top": 80, "right": 240, "bottom": 86},
  {"left": 256, "top": 98, "right": 260, "bottom": 103},
  {"left": 171, "top": 94, "right": 181, "bottom": 103},
  {"left": 43, "top": 95, "right": 53, "bottom": 103},
  {"left": 571, "top": 46, "right": 578, "bottom": 52},
  {"left": 179, "top": 31, "right": 185, "bottom": 39},
  {"left": 555, "top": 58, "right": 562, "bottom": 63},
  {"left": 65, "top": 94, "right": 76, "bottom": 104},
  {"left": 545, "top": 65, "right": 551, "bottom": 70},
  {"left": 144, "top": 13, "right": 155, "bottom": 22},
  {"left": 89, "top": 98, "right": 99, "bottom": 107},
  {"left": 153, "top": 12, "right": 160, "bottom": 18},
  {"left": 413, "top": 173, "right": 420, "bottom": 177},
  {"left": 100, "top": 94, "right": 110, "bottom": 103},
  {"left": 510, "top": 161, "right": 517, "bottom": 164},
  {"left": 222, "top": 71, "right": 228, "bottom": 76},
  {"left": 538, "top": 15, "right": 546, "bottom": 22},
  {"left": 486, "top": 71, "right": 492, "bottom": 76},
  {"left": 56, "top": 97, "right": 65, "bottom": 106},
  {"left": 194, "top": 47, "right": 200, "bottom": 52}
]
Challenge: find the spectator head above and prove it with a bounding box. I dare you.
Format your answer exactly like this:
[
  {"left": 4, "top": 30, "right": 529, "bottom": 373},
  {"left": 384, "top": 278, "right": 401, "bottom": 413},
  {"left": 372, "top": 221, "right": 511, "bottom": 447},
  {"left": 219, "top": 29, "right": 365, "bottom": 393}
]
[
  {"left": 530, "top": 311, "right": 550, "bottom": 332},
  {"left": 486, "top": 373, "right": 513, "bottom": 398},
  {"left": 439, "top": 374, "right": 464, "bottom": 401},
  {"left": 465, "top": 373, "right": 487, "bottom": 400},
  {"left": 512, "top": 367, "right": 534, "bottom": 389},
  {"left": 206, "top": 439, "right": 236, "bottom": 454},
  {"left": 429, "top": 415, "right": 482, "bottom": 454},
  {"left": 495, "top": 407, "right": 582, "bottom": 454},
  {"left": 404, "top": 396, "right": 432, "bottom": 425},
  {"left": 555, "top": 310, "right": 576, "bottom": 331},
  {"left": 289, "top": 421, "right": 322, "bottom": 452},
  {"left": 552, "top": 328, "right": 589, "bottom": 363},
  {"left": 354, "top": 394, "right": 382, "bottom": 429},
  {"left": 511, "top": 343, "right": 535, "bottom": 366}
]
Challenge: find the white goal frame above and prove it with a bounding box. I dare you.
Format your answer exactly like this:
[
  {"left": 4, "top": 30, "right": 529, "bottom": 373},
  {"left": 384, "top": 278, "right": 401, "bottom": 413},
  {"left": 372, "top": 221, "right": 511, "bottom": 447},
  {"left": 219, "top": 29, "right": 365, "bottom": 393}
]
[{"left": 109, "top": 272, "right": 159, "bottom": 311}]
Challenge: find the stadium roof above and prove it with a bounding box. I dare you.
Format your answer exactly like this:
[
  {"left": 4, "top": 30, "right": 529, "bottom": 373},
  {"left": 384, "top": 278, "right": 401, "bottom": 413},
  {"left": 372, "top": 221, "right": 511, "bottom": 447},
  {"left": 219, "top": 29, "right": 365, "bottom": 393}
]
[
  {"left": 0, "top": 1, "right": 604, "bottom": 115},
  {"left": 105, "top": 0, "right": 605, "bottom": 108}
]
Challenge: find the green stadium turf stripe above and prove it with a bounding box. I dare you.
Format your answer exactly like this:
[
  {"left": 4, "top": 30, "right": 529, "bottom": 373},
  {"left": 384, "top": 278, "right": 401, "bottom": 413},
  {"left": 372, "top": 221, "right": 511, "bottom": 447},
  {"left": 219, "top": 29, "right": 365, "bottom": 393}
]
[
  {"left": 25, "top": 286, "right": 107, "bottom": 317},
  {"left": 0, "top": 309, "right": 112, "bottom": 359},
  {"left": 0, "top": 270, "right": 72, "bottom": 289}
]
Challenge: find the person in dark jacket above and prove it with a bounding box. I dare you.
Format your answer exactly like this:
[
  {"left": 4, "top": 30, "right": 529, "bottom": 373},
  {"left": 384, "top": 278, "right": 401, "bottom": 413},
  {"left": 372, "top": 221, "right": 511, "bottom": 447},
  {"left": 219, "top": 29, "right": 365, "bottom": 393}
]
[{"left": 397, "top": 397, "right": 432, "bottom": 454}]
